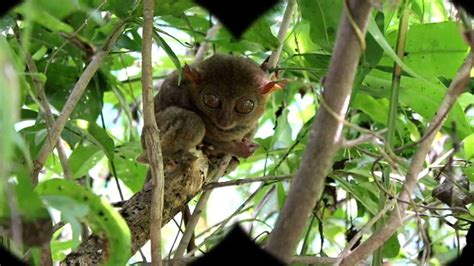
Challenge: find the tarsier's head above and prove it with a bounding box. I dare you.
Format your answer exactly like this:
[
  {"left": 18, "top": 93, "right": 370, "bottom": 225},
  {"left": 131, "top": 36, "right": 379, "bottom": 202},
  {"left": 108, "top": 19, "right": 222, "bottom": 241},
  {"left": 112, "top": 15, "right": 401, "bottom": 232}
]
[{"left": 183, "top": 54, "right": 284, "bottom": 130}]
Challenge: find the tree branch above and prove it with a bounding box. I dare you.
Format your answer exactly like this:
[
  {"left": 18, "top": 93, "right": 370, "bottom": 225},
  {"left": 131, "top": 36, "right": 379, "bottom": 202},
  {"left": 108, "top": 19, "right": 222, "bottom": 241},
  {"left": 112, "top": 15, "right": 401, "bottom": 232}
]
[
  {"left": 63, "top": 150, "right": 210, "bottom": 265},
  {"left": 173, "top": 156, "right": 231, "bottom": 258},
  {"left": 32, "top": 20, "right": 127, "bottom": 182},
  {"left": 13, "top": 25, "right": 73, "bottom": 181},
  {"left": 267, "top": 0, "right": 297, "bottom": 69},
  {"left": 163, "top": 254, "right": 338, "bottom": 265},
  {"left": 340, "top": 53, "right": 473, "bottom": 265},
  {"left": 142, "top": 0, "right": 164, "bottom": 265},
  {"left": 264, "top": 0, "right": 373, "bottom": 262},
  {"left": 202, "top": 174, "right": 293, "bottom": 190},
  {"left": 194, "top": 23, "right": 222, "bottom": 64}
]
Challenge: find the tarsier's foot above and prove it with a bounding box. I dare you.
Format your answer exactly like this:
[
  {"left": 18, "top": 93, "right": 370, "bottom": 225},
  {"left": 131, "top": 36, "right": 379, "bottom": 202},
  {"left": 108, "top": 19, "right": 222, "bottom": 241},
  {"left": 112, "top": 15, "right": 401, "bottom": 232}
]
[
  {"left": 164, "top": 158, "right": 178, "bottom": 171},
  {"left": 224, "top": 156, "right": 240, "bottom": 175},
  {"left": 233, "top": 138, "right": 259, "bottom": 158},
  {"left": 201, "top": 144, "right": 222, "bottom": 161}
]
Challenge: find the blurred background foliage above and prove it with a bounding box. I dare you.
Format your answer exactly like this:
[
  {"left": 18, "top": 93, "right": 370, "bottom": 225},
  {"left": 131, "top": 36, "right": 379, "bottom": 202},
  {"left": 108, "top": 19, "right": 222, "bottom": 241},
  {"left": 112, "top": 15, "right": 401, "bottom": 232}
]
[{"left": 0, "top": 0, "right": 473, "bottom": 264}]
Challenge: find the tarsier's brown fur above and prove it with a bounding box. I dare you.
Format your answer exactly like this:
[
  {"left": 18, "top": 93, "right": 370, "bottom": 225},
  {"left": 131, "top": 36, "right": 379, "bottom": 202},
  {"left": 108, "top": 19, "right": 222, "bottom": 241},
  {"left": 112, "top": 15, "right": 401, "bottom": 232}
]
[{"left": 139, "top": 54, "right": 282, "bottom": 163}]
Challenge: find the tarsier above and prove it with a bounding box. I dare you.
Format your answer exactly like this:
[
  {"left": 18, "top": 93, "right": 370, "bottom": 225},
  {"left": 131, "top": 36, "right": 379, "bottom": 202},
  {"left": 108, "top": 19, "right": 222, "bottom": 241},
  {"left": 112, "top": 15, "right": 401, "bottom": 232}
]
[{"left": 138, "top": 54, "right": 283, "bottom": 164}]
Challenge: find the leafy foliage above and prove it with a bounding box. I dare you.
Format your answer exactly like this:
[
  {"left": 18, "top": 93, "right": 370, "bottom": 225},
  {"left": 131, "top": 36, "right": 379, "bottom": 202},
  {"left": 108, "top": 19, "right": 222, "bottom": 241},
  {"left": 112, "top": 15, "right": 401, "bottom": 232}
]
[{"left": 0, "top": 0, "right": 473, "bottom": 265}]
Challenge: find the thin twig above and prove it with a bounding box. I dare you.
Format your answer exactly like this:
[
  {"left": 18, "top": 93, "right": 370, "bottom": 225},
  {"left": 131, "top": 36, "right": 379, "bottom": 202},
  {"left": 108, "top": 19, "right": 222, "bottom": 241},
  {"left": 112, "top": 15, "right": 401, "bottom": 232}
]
[
  {"left": 337, "top": 199, "right": 397, "bottom": 262},
  {"left": 341, "top": 129, "right": 388, "bottom": 148},
  {"left": 194, "top": 23, "right": 222, "bottom": 64},
  {"left": 163, "top": 254, "right": 338, "bottom": 265},
  {"left": 173, "top": 156, "right": 232, "bottom": 258},
  {"left": 32, "top": 20, "right": 127, "bottom": 182},
  {"left": 13, "top": 24, "right": 73, "bottom": 181},
  {"left": 202, "top": 175, "right": 293, "bottom": 190},
  {"left": 267, "top": 0, "right": 297, "bottom": 69}
]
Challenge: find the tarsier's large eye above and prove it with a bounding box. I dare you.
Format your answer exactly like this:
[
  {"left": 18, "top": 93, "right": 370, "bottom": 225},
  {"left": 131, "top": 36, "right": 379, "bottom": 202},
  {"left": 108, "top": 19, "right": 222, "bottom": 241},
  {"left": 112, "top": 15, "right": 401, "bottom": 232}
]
[
  {"left": 202, "top": 94, "right": 221, "bottom": 109},
  {"left": 235, "top": 99, "right": 254, "bottom": 114}
]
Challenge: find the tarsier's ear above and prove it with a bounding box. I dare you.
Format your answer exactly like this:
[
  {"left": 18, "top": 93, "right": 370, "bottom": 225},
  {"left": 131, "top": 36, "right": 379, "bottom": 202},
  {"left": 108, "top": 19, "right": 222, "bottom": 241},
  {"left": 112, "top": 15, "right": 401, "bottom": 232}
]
[
  {"left": 183, "top": 64, "right": 202, "bottom": 85},
  {"left": 260, "top": 79, "right": 287, "bottom": 95}
]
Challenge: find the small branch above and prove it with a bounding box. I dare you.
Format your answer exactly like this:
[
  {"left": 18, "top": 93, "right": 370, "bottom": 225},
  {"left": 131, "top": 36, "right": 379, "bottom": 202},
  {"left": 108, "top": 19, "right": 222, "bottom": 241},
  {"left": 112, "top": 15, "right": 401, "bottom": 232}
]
[
  {"left": 13, "top": 24, "right": 73, "bottom": 181},
  {"left": 374, "top": 4, "right": 409, "bottom": 261},
  {"left": 203, "top": 174, "right": 293, "bottom": 190},
  {"left": 340, "top": 54, "right": 473, "bottom": 265},
  {"left": 337, "top": 199, "right": 397, "bottom": 263},
  {"left": 173, "top": 156, "right": 232, "bottom": 258},
  {"left": 142, "top": 1, "right": 164, "bottom": 265},
  {"left": 163, "top": 255, "right": 338, "bottom": 265},
  {"left": 194, "top": 23, "right": 222, "bottom": 64},
  {"left": 32, "top": 20, "right": 127, "bottom": 182},
  {"left": 341, "top": 129, "right": 388, "bottom": 148},
  {"left": 40, "top": 244, "right": 53, "bottom": 266},
  {"left": 265, "top": 0, "right": 373, "bottom": 262},
  {"left": 267, "top": 0, "right": 297, "bottom": 69}
]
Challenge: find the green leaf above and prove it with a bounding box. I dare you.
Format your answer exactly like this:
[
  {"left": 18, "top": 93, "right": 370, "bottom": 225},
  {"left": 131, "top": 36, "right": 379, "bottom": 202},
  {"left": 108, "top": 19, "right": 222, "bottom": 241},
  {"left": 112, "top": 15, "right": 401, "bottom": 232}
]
[
  {"left": 104, "top": 0, "right": 137, "bottom": 17},
  {"left": 44, "top": 153, "right": 64, "bottom": 175},
  {"left": 288, "top": 21, "right": 319, "bottom": 54},
  {"left": 365, "top": 70, "right": 473, "bottom": 139},
  {"left": 457, "top": 92, "right": 474, "bottom": 111},
  {"left": 271, "top": 108, "right": 293, "bottom": 149},
  {"left": 36, "top": 179, "right": 131, "bottom": 266},
  {"left": 379, "top": 22, "right": 468, "bottom": 80},
  {"left": 464, "top": 134, "right": 474, "bottom": 160},
  {"left": 51, "top": 240, "right": 77, "bottom": 261},
  {"left": 289, "top": 53, "right": 331, "bottom": 82},
  {"left": 43, "top": 63, "right": 104, "bottom": 122},
  {"left": 116, "top": 34, "right": 142, "bottom": 52},
  {"left": 334, "top": 177, "right": 378, "bottom": 215},
  {"left": 153, "top": 32, "right": 182, "bottom": 82},
  {"left": 66, "top": 119, "right": 115, "bottom": 160},
  {"left": 352, "top": 94, "right": 389, "bottom": 124},
  {"left": 367, "top": 16, "right": 425, "bottom": 81},
  {"left": 31, "top": 45, "right": 48, "bottom": 60},
  {"left": 154, "top": 0, "right": 193, "bottom": 16},
  {"left": 383, "top": 234, "right": 401, "bottom": 258},
  {"left": 299, "top": 0, "right": 343, "bottom": 51},
  {"left": 19, "top": 123, "right": 47, "bottom": 158},
  {"left": 113, "top": 142, "right": 147, "bottom": 192},
  {"left": 33, "top": 0, "right": 78, "bottom": 19},
  {"left": 1, "top": 169, "right": 50, "bottom": 221},
  {"left": 466, "top": 166, "right": 474, "bottom": 182},
  {"left": 0, "top": 14, "right": 16, "bottom": 32},
  {"left": 31, "top": 27, "right": 81, "bottom": 57},
  {"left": 69, "top": 145, "right": 105, "bottom": 178},
  {"left": 242, "top": 17, "right": 279, "bottom": 50},
  {"left": 17, "top": 3, "right": 74, "bottom": 33}
]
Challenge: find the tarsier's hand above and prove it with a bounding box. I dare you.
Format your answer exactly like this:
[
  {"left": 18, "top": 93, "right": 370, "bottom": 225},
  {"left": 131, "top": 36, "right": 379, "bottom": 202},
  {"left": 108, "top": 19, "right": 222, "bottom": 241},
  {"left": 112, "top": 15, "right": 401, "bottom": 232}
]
[
  {"left": 201, "top": 138, "right": 259, "bottom": 159},
  {"left": 233, "top": 138, "right": 259, "bottom": 158}
]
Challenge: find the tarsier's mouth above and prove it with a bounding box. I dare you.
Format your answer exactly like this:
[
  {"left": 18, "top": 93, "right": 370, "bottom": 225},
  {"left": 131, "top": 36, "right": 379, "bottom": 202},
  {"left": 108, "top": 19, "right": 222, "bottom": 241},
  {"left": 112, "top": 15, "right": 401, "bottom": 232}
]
[{"left": 214, "top": 123, "right": 236, "bottom": 131}]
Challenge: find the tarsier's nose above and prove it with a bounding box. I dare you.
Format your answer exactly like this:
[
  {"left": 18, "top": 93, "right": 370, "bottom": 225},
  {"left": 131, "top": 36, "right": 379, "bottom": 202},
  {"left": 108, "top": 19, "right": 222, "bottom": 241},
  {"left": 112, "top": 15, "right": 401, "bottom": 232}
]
[
  {"left": 215, "top": 113, "right": 235, "bottom": 130},
  {"left": 216, "top": 120, "right": 235, "bottom": 130}
]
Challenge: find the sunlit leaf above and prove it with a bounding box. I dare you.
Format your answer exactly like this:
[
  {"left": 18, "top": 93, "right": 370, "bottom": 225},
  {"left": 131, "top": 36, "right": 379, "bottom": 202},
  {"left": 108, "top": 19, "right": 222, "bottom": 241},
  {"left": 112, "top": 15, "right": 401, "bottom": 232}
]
[
  {"left": 66, "top": 119, "right": 115, "bottom": 160},
  {"left": 36, "top": 179, "right": 131, "bottom": 266},
  {"left": 69, "top": 145, "right": 105, "bottom": 178}
]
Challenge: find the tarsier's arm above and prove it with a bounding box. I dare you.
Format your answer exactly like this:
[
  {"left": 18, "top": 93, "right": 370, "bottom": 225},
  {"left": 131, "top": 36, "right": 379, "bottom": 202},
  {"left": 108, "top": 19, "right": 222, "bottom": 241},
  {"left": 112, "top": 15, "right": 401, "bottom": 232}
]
[{"left": 137, "top": 106, "right": 205, "bottom": 163}]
